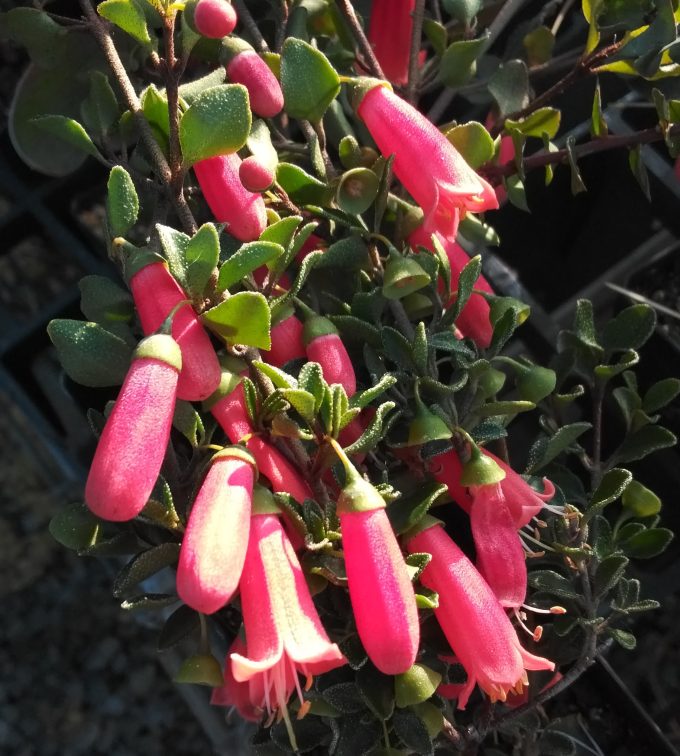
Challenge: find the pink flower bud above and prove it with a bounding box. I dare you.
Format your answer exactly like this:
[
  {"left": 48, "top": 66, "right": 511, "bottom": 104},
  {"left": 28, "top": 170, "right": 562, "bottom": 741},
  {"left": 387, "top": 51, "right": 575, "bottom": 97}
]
[
  {"left": 469, "top": 483, "right": 527, "bottom": 610},
  {"left": 263, "top": 312, "right": 306, "bottom": 367},
  {"left": 294, "top": 234, "right": 326, "bottom": 264},
  {"left": 367, "top": 0, "right": 415, "bottom": 85},
  {"left": 176, "top": 449, "right": 255, "bottom": 614},
  {"left": 341, "top": 507, "right": 420, "bottom": 674},
  {"left": 251, "top": 266, "right": 291, "bottom": 292},
  {"left": 427, "top": 448, "right": 473, "bottom": 513},
  {"left": 85, "top": 334, "right": 181, "bottom": 521},
  {"left": 230, "top": 513, "right": 346, "bottom": 716},
  {"left": 194, "top": 154, "right": 267, "bottom": 241},
  {"left": 129, "top": 261, "right": 221, "bottom": 401},
  {"left": 304, "top": 316, "right": 356, "bottom": 397},
  {"left": 226, "top": 50, "right": 284, "bottom": 118},
  {"left": 239, "top": 155, "right": 275, "bottom": 192},
  {"left": 357, "top": 85, "right": 498, "bottom": 243},
  {"left": 194, "top": 0, "right": 237, "bottom": 38},
  {"left": 406, "top": 520, "right": 553, "bottom": 709}
]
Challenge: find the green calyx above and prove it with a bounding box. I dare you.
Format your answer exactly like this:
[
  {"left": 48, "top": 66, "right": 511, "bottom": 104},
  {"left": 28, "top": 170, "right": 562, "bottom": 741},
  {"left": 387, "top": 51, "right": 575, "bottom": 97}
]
[
  {"left": 382, "top": 251, "right": 430, "bottom": 301},
  {"left": 405, "top": 384, "right": 452, "bottom": 447},
  {"left": 134, "top": 333, "right": 182, "bottom": 372},
  {"left": 251, "top": 484, "right": 281, "bottom": 516},
  {"left": 211, "top": 445, "right": 257, "bottom": 475},
  {"left": 459, "top": 442, "right": 505, "bottom": 487},
  {"left": 303, "top": 314, "right": 338, "bottom": 345},
  {"left": 173, "top": 654, "right": 224, "bottom": 687},
  {"left": 495, "top": 356, "right": 556, "bottom": 403},
  {"left": 117, "top": 239, "right": 166, "bottom": 282},
  {"left": 202, "top": 368, "right": 242, "bottom": 410},
  {"left": 348, "top": 76, "right": 392, "bottom": 112},
  {"left": 403, "top": 514, "right": 444, "bottom": 542},
  {"left": 330, "top": 438, "right": 385, "bottom": 515},
  {"left": 402, "top": 291, "right": 434, "bottom": 319},
  {"left": 219, "top": 36, "right": 254, "bottom": 66}
]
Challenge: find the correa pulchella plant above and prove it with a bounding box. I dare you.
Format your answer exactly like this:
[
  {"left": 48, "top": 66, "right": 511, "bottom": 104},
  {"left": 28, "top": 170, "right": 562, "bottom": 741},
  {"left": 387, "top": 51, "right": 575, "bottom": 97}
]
[{"left": 7, "top": 0, "right": 680, "bottom": 752}]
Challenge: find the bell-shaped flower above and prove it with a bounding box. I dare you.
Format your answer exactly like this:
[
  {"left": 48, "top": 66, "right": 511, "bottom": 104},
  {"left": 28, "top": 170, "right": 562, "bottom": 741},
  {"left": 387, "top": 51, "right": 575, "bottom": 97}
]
[
  {"left": 176, "top": 448, "right": 256, "bottom": 614},
  {"left": 333, "top": 440, "right": 420, "bottom": 675},
  {"left": 406, "top": 518, "right": 553, "bottom": 709},
  {"left": 85, "top": 334, "right": 181, "bottom": 521},
  {"left": 356, "top": 83, "right": 498, "bottom": 243},
  {"left": 128, "top": 259, "right": 221, "bottom": 401},
  {"left": 211, "top": 635, "right": 267, "bottom": 722},
  {"left": 230, "top": 510, "right": 346, "bottom": 720},
  {"left": 194, "top": 153, "right": 267, "bottom": 241},
  {"left": 469, "top": 483, "right": 527, "bottom": 610},
  {"left": 367, "top": 0, "right": 415, "bottom": 85}
]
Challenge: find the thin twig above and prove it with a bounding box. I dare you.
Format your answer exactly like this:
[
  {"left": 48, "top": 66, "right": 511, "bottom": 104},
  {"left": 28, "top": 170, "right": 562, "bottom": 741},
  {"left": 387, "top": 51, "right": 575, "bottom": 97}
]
[
  {"left": 406, "top": 0, "right": 426, "bottom": 104},
  {"left": 551, "top": 0, "right": 577, "bottom": 36},
  {"left": 79, "top": 0, "right": 198, "bottom": 235},
  {"left": 335, "top": 0, "right": 385, "bottom": 79},
  {"left": 233, "top": 0, "right": 269, "bottom": 52}
]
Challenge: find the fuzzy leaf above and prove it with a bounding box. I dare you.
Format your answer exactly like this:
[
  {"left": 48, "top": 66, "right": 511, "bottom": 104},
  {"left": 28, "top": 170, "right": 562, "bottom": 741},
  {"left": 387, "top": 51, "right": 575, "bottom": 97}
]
[{"left": 107, "top": 166, "right": 139, "bottom": 238}]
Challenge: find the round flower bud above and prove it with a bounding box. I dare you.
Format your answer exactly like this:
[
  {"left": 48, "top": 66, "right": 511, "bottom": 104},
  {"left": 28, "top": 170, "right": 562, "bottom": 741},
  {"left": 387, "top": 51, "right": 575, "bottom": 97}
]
[
  {"left": 239, "top": 155, "right": 275, "bottom": 192},
  {"left": 194, "top": 0, "right": 237, "bottom": 38}
]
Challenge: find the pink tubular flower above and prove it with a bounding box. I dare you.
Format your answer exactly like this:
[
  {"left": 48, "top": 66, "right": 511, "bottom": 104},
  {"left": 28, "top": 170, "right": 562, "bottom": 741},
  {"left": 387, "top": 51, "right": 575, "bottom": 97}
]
[
  {"left": 85, "top": 334, "right": 181, "bottom": 521},
  {"left": 428, "top": 448, "right": 472, "bottom": 513},
  {"left": 304, "top": 316, "right": 356, "bottom": 397},
  {"left": 367, "top": 0, "right": 415, "bottom": 86},
  {"left": 176, "top": 448, "right": 256, "bottom": 614},
  {"left": 406, "top": 519, "right": 554, "bottom": 709},
  {"left": 129, "top": 260, "right": 221, "bottom": 401},
  {"left": 223, "top": 40, "right": 284, "bottom": 118},
  {"left": 231, "top": 512, "right": 346, "bottom": 717},
  {"left": 193, "top": 0, "right": 237, "bottom": 38},
  {"left": 357, "top": 84, "right": 498, "bottom": 242},
  {"left": 263, "top": 311, "right": 306, "bottom": 367},
  {"left": 410, "top": 225, "right": 494, "bottom": 348},
  {"left": 469, "top": 483, "right": 527, "bottom": 610},
  {"left": 194, "top": 154, "right": 267, "bottom": 241}
]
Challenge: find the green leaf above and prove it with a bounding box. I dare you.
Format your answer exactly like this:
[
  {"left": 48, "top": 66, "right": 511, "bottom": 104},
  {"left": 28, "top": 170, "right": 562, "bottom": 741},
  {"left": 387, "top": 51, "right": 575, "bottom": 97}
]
[
  {"left": 343, "top": 401, "right": 396, "bottom": 456},
  {"left": 439, "top": 34, "right": 489, "bottom": 87},
  {"left": 281, "top": 38, "right": 341, "bottom": 123},
  {"left": 356, "top": 663, "right": 395, "bottom": 720},
  {"left": 525, "top": 422, "right": 591, "bottom": 473},
  {"left": 141, "top": 84, "right": 169, "bottom": 146},
  {"left": 443, "top": 0, "right": 482, "bottom": 24},
  {"left": 252, "top": 360, "right": 298, "bottom": 390},
  {"left": 185, "top": 223, "right": 220, "bottom": 299},
  {"left": 32, "top": 115, "right": 103, "bottom": 161},
  {"left": 444, "top": 122, "right": 495, "bottom": 169},
  {"left": 608, "top": 627, "right": 636, "bottom": 650},
  {"left": 179, "top": 84, "right": 251, "bottom": 164},
  {"left": 523, "top": 25, "right": 555, "bottom": 66},
  {"left": 622, "top": 479, "right": 662, "bottom": 517},
  {"left": 395, "top": 664, "right": 441, "bottom": 708},
  {"left": 387, "top": 482, "right": 448, "bottom": 535},
  {"left": 172, "top": 400, "right": 205, "bottom": 446},
  {"left": 158, "top": 605, "right": 200, "bottom": 650},
  {"left": 629, "top": 144, "right": 651, "bottom": 201},
  {"left": 4, "top": 8, "right": 69, "bottom": 68},
  {"left": 174, "top": 654, "right": 224, "bottom": 687},
  {"left": 643, "top": 377, "right": 680, "bottom": 413},
  {"left": 120, "top": 594, "right": 179, "bottom": 612},
  {"left": 112, "top": 543, "right": 181, "bottom": 598},
  {"left": 622, "top": 528, "right": 674, "bottom": 559},
  {"left": 329, "top": 316, "right": 382, "bottom": 349},
  {"left": 566, "top": 135, "right": 587, "bottom": 194},
  {"left": 218, "top": 240, "right": 284, "bottom": 292},
  {"left": 594, "top": 554, "right": 628, "bottom": 597},
  {"left": 178, "top": 68, "right": 227, "bottom": 105},
  {"left": 202, "top": 291, "right": 271, "bottom": 348},
  {"left": 505, "top": 174, "right": 530, "bottom": 211},
  {"left": 279, "top": 388, "right": 316, "bottom": 425},
  {"left": 602, "top": 304, "right": 656, "bottom": 352},
  {"left": 350, "top": 373, "right": 397, "bottom": 409},
  {"left": 476, "top": 400, "right": 535, "bottom": 417},
  {"left": 276, "top": 162, "right": 333, "bottom": 205},
  {"left": 107, "top": 166, "right": 139, "bottom": 238},
  {"left": 156, "top": 224, "right": 190, "bottom": 291},
  {"left": 49, "top": 503, "right": 99, "bottom": 551},
  {"left": 423, "top": 18, "right": 448, "bottom": 56},
  {"left": 82, "top": 71, "right": 119, "bottom": 137},
  {"left": 505, "top": 107, "right": 561, "bottom": 139},
  {"left": 574, "top": 298, "right": 601, "bottom": 348},
  {"left": 591, "top": 80, "right": 608, "bottom": 137},
  {"left": 590, "top": 468, "right": 632, "bottom": 512},
  {"left": 98, "top": 0, "right": 152, "bottom": 47},
  {"left": 392, "top": 708, "right": 433, "bottom": 756},
  {"left": 260, "top": 215, "right": 302, "bottom": 247},
  {"left": 528, "top": 570, "right": 579, "bottom": 599},
  {"left": 316, "top": 235, "right": 369, "bottom": 269},
  {"left": 47, "top": 319, "right": 133, "bottom": 388},
  {"left": 246, "top": 118, "right": 278, "bottom": 168},
  {"left": 613, "top": 425, "right": 677, "bottom": 464},
  {"left": 382, "top": 326, "right": 415, "bottom": 370},
  {"left": 489, "top": 59, "right": 530, "bottom": 115},
  {"left": 322, "top": 683, "right": 365, "bottom": 714},
  {"left": 445, "top": 255, "right": 482, "bottom": 325},
  {"left": 594, "top": 349, "right": 639, "bottom": 381},
  {"left": 79, "top": 275, "right": 134, "bottom": 328},
  {"left": 299, "top": 362, "right": 327, "bottom": 411}
]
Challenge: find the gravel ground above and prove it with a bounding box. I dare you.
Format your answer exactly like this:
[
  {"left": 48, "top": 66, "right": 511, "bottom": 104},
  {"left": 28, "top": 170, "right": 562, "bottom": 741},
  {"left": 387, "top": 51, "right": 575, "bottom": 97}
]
[{"left": 0, "top": 389, "right": 247, "bottom": 756}]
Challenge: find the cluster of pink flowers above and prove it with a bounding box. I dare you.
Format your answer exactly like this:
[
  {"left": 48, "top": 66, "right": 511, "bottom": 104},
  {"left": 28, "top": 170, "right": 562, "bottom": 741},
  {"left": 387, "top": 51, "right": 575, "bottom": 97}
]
[{"left": 82, "top": 15, "right": 559, "bottom": 725}]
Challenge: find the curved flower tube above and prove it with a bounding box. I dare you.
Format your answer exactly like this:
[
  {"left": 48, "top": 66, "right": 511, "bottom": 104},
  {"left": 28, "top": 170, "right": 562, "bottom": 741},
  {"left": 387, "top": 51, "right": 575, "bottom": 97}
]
[
  {"left": 231, "top": 512, "right": 346, "bottom": 717},
  {"left": 357, "top": 84, "right": 498, "bottom": 243},
  {"left": 194, "top": 154, "right": 267, "bottom": 241},
  {"left": 85, "top": 334, "right": 181, "bottom": 521},
  {"left": 406, "top": 519, "right": 553, "bottom": 709},
  {"left": 226, "top": 49, "right": 284, "bottom": 118},
  {"left": 304, "top": 316, "right": 356, "bottom": 397},
  {"left": 130, "top": 261, "right": 221, "bottom": 401},
  {"left": 176, "top": 449, "right": 256, "bottom": 614}
]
